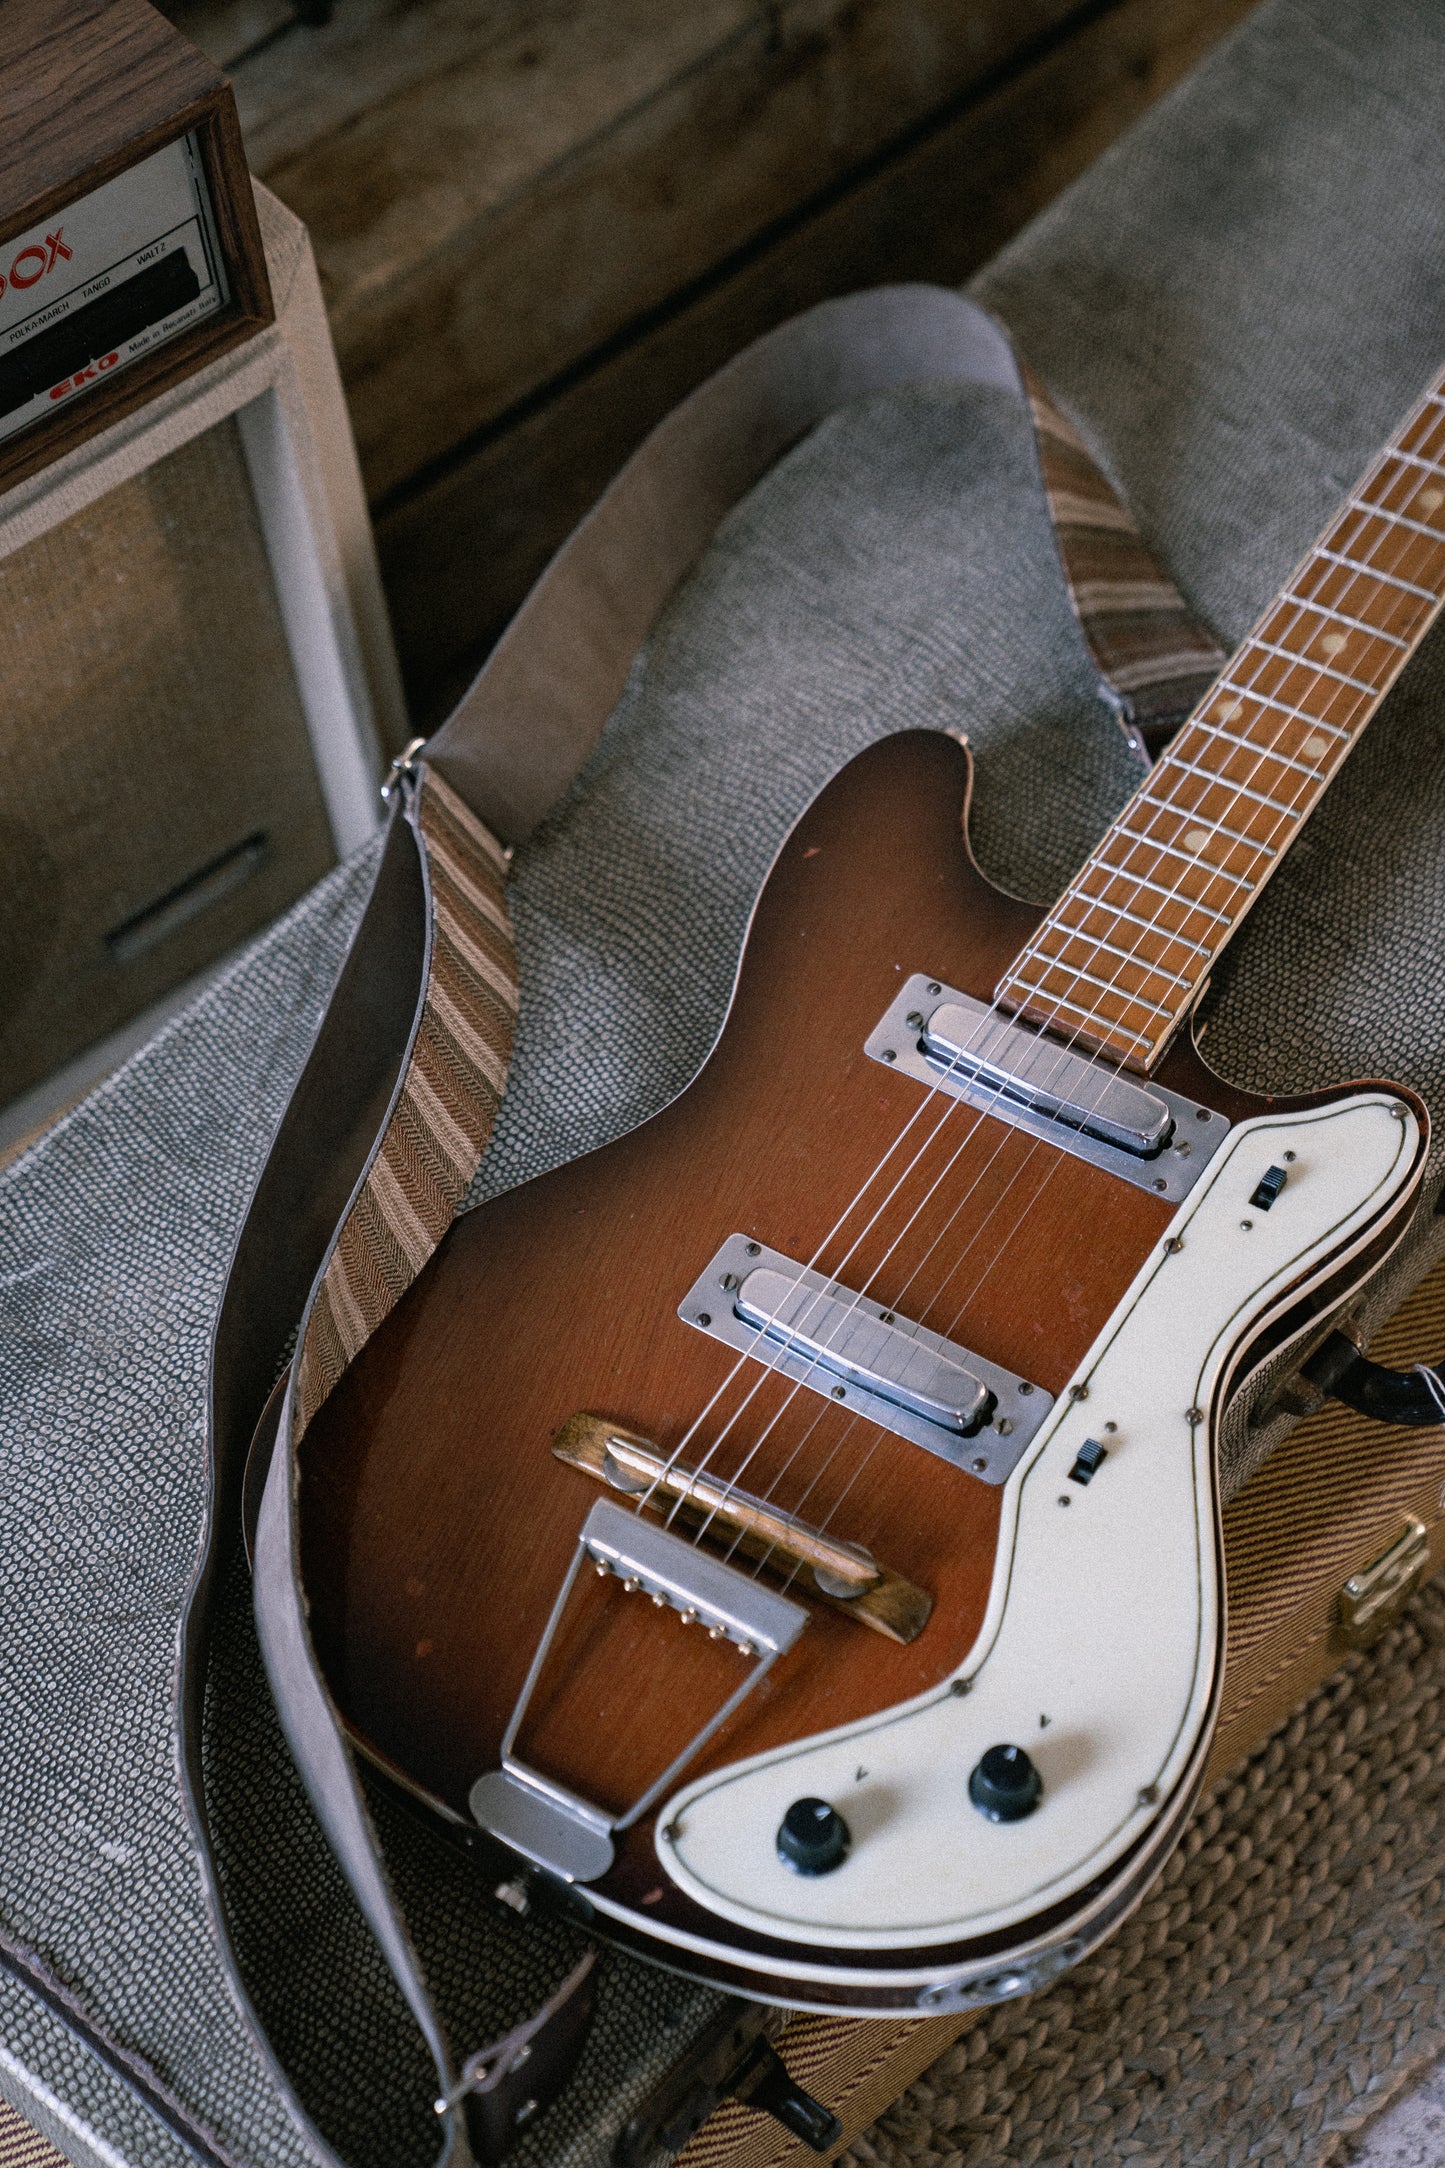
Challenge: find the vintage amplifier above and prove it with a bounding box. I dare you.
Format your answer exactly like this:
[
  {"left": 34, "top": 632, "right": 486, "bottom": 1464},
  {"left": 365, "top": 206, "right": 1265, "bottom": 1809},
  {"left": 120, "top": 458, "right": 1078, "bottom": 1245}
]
[
  {"left": 0, "top": 0, "right": 272, "bottom": 492},
  {"left": 0, "top": 179, "right": 407, "bottom": 1146}
]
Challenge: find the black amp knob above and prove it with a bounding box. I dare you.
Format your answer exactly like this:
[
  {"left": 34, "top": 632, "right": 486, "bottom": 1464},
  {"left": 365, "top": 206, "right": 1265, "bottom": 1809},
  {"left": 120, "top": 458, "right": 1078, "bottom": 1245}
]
[
  {"left": 968, "top": 1744, "right": 1043, "bottom": 1822},
  {"left": 776, "top": 1797, "right": 851, "bottom": 1874}
]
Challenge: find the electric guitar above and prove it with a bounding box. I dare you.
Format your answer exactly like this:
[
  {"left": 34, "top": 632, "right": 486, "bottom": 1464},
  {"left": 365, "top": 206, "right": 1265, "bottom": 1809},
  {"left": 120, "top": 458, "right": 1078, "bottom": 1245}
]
[{"left": 296, "top": 372, "right": 1445, "bottom": 2014}]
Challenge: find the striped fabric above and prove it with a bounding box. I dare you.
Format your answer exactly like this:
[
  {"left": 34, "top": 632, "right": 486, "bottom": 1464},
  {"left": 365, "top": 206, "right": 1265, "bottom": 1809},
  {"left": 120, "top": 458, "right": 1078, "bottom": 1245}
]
[
  {"left": 674, "top": 2010, "right": 942, "bottom": 2168},
  {"left": 1023, "top": 368, "right": 1227, "bottom": 750},
  {"left": 0, "top": 2101, "right": 64, "bottom": 2168},
  {"left": 1220, "top": 1258, "right": 1445, "bottom": 1675},
  {"left": 294, "top": 765, "right": 518, "bottom": 1437}
]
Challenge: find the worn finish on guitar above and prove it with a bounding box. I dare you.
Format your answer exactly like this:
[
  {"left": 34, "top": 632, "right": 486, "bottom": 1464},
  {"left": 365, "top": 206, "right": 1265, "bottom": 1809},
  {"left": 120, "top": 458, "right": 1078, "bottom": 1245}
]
[
  {"left": 290, "top": 361, "right": 1445, "bottom": 2000},
  {"left": 300, "top": 732, "right": 1210, "bottom": 1898}
]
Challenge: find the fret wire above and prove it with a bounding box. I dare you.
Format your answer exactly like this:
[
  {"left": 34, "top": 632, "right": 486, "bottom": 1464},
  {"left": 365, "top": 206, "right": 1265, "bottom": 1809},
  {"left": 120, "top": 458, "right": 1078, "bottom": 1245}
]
[
  {"left": 1354, "top": 496, "right": 1445, "bottom": 547},
  {"left": 1124, "top": 803, "right": 1275, "bottom": 857},
  {"left": 1080, "top": 862, "right": 1234, "bottom": 925},
  {"left": 1386, "top": 445, "right": 1445, "bottom": 480},
  {"left": 1021, "top": 925, "right": 1196, "bottom": 994},
  {"left": 1316, "top": 546, "right": 1438, "bottom": 602},
  {"left": 1057, "top": 893, "right": 1215, "bottom": 955},
  {"left": 1150, "top": 750, "right": 1300, "bottom": 817},
  {"left": 1219, "top": 680, "right": 1353, "bottom": 739},
  {"left": 1111, "top": 831, "right": 1257, "bottom": 890},
  {"left": 1028, "top": 953, "right": 1187, "bottom": 1006},
  {"left": 1013, "top": 381, "right": 1445, "bottom": 1061},
  {"left": 1281, "top": 592, "right": 1411, "bottom": 648},
  {"left": 1247, "top": 636, "right": 1384, "bottom": 698},
  {"left": 1190, "top": 722, "right": 1322, "bottom": 780},
  {"left": 998, "top": 981, "right": 1155, "bottom": 1053},
  {"left": 1407, "top": 395, "right": 1445, "bottom": 435}
]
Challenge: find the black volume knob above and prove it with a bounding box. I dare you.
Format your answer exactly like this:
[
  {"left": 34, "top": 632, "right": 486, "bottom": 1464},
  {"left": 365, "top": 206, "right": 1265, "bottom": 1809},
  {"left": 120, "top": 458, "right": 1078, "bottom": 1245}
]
[
  {"left": 969, "top": 1744, "right": 1043, "bottom": 1822},
  {"left": 776, "top": 1797, "right": 851, "bottom": 1874}
]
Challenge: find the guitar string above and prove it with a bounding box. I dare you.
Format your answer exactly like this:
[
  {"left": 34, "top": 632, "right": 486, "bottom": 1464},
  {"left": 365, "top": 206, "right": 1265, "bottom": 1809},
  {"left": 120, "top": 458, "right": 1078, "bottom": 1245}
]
[
  {"left": 760, "top": 594, "right": 1420, "bottom": 1580},
  {"left": 747, "top": 615, "right": 1375, "bottom": 1562},
  {"left": 785, "top": 439, "right": 1445, "bottom": 1553},
  {"left": 642, "top": 1024, "right": 1052, "bottom": 1518},
  {"left": 847, "top": 459, "right": 1443, "bottom": 1361},
  {"left": 639, "top": 387, "right": 1444, "bottom": 1559},
  {"left": 712, "top": 403, "right": 1445, "bottom": 1572},
  {"left": 758, "top": 424, "right": 1445, "bottom": 1576},
  {"left": 669, "top": 401, "right": 1444, "bottom": 1559}
]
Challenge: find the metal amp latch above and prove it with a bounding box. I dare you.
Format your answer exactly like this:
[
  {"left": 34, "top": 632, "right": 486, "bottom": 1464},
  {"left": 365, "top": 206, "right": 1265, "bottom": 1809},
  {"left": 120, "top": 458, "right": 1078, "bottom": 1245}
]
[
  {"left": 436, "top": 1951, "right": 597, "bottom": 2164},
  {"left": 1339, "top": 1518, "right": 1431, "bottom": 1648}
]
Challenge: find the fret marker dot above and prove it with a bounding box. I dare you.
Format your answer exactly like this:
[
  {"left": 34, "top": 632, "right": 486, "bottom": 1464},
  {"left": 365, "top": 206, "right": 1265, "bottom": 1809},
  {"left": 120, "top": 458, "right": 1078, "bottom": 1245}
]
[
  {"left": 1182, "top": 827, "right": 1211, "bottom": 853},
  {"left": 1320, "top": 632, "right": 1348, "bottom": 656},
  {"left": 1218, "top": 698, "right": 1243, "bottom": 722},
  {"left": 1301, "top": 732, "right": 1331, "bottom": 760},
  {"left": 1422, "top": 487, "right": 1444, "bottom": 513}
]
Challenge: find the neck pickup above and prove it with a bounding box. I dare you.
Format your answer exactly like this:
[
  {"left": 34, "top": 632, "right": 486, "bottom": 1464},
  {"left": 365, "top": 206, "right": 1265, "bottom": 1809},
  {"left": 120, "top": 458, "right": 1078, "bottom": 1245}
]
[
  {"left": 868, "top": 978, "right": 1230, "bottom": 1203},
  {"left": 921, "top": 999, "right": 1172, "bottom": 1156}
]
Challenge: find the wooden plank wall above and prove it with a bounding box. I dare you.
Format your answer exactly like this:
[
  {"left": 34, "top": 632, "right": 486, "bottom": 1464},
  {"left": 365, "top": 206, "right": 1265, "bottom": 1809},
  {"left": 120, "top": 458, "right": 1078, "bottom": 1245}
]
[{"left": 171, "top": 0, "right": 1259, "bottom": 720}]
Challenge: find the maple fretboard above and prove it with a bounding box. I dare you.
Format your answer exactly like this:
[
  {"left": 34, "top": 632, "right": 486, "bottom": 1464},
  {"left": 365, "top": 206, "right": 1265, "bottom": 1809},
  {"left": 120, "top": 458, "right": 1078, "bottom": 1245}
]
[{"left": 996, "top": 375, "right": 1445, "bottom": 1071}]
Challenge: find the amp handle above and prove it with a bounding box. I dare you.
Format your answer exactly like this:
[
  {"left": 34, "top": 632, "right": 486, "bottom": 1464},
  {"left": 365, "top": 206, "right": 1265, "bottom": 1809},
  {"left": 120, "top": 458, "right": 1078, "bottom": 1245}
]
[{"left": 1303, "top": 1330, "right": 1445, "bottom": 1429}]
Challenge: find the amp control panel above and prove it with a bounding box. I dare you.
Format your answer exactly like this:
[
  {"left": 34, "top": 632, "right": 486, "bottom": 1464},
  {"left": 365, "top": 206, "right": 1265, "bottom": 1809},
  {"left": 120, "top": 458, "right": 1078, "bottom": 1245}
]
[
  {"left": 0, "top": 0, "right": 272, "bottom": 489},
  {"left": 0, "top": 136, "right": 226, "bottom": 450}
]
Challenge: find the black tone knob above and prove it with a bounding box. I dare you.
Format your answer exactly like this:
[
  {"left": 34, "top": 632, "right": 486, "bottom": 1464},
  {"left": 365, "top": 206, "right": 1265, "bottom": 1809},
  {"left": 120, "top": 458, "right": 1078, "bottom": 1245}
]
[
  {"left": 969, "top": 1744, "right": 1043, "bottom": 1822},
  {"left": 776, "top": 1797, "right": 851, "bottom": 1874}
]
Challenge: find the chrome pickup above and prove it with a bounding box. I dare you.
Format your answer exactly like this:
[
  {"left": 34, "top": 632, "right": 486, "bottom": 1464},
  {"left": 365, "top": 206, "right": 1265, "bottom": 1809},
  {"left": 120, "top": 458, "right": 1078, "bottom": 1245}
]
[
  {"left": 866, "top": 977, "right": 1230, "bottom": 1203},
  {"left": 681, "top": 1236, "right": 1051, "bottom": 1483},
  {"left": 923, "top": 1003, "right": 1171, "bottom": 1155},
  {"left": 736, "top": 1267, "right": 990, "bottom": 1433}
]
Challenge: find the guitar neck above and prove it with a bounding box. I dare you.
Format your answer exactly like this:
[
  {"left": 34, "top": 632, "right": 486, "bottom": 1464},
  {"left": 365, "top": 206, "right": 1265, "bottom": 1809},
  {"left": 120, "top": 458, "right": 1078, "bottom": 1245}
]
[{"left": 996, "top": 369, "right": 1445, "bottom": 1073}]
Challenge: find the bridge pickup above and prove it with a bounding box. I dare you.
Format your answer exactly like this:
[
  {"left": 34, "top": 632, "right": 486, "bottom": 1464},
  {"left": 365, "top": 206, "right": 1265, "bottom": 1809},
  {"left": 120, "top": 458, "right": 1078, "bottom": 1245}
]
[
  {"left": 866, "top": 978, "right": 1230, "bottom": 1202},
  {"left": 736, "top": 1267, "right": 991, "bottom": 1433},
  {"left": 681, "top": 1236, "right": 1052, "bottom": 1483}
]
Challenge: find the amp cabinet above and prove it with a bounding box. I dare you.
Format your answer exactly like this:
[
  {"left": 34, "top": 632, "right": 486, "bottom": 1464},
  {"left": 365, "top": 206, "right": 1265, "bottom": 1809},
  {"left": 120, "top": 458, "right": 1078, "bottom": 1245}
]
[
  {"left": 0, "top": 180, "right": 406, "bottom": 1140},
  {"left": 0, "top": 0, "right": 272, "bottom": 490}
]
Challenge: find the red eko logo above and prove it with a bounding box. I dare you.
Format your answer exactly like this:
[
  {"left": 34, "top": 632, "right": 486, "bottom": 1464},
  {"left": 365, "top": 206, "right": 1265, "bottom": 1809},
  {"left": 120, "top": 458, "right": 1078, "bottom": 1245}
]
[
  {"left": 0, "top": 227, "right": 72, "bottom": 297},
  {"left": 49, "top": 353, "right": 120, "bottom": 402}
]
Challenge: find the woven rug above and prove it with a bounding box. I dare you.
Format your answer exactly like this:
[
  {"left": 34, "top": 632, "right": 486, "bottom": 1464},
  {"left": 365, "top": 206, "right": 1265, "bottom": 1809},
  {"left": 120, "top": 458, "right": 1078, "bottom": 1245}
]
[
  {"left": 14, "top": 1595, "right": 1441, "bottom": 2168},
  {"left": 847, "top": 1577, "right": 1445, "bottom": 2168}
]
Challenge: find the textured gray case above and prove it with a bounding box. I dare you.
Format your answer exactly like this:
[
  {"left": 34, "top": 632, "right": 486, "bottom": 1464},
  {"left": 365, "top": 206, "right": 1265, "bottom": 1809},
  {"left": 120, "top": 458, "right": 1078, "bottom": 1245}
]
[{"left": 2, "top": 1, "right": 1445, "bottom": 2163}]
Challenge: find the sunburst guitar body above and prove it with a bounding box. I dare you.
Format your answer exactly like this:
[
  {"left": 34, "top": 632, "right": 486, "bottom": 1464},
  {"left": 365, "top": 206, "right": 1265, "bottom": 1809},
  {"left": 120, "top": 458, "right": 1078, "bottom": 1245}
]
[{"left": 300, "top": 717, "right": 1427, "bottom": 2012}]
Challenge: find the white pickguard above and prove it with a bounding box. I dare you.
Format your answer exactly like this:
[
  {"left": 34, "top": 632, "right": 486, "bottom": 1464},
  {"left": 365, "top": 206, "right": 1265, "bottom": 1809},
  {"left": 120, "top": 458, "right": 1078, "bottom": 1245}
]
[{"left": 654, "top": 1094, "right": 1418, "bottom": 1959}]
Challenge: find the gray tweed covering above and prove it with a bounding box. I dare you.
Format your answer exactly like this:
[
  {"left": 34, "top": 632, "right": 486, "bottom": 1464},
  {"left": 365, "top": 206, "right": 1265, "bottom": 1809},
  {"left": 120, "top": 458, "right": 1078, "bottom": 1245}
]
[{"left": 2, "top": 0, "right": 1445, "bottom": 2161}]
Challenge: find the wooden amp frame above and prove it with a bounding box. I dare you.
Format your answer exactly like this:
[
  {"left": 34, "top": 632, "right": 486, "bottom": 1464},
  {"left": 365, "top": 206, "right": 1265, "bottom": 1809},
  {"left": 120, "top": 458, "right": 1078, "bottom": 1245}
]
[{"left": 0, "top": 0, "right": 272, "bottom": 492}]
